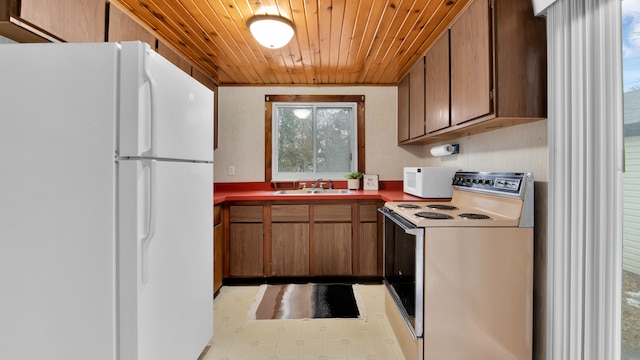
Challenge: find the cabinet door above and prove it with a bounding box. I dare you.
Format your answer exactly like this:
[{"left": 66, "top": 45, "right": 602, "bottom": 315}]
[
  {"left": 229, "top": 223, "right": 263, "bottom": 277},
  {"left": 450, "top": 0, "right": 492, "bottom": 125},
  {"left": 19, "top": 0, "right": 105, "bottom": 42},
  {"left": 359, "top": 223, "right": 378, "bottom": 276},
  {"left": 397, "top": 74, "right": 410, "bottom": 143},
  {"left": 358, "top": 204, "right": 379, "bottom": 276},
  {"left": 157, "top": 41, "right": 192, "bottom": 75},
  {"left": 213, "top": 205, "right": 223, "bottom": 293},
  {"left": 271, "top": 223, "right": 309, "bottom": 276},
  {"left": 213, "top": 222, "right": 223, "bottom": 293},
  {"left": 107, "top": 4, "right": 155, "bottom": 46},
  {"left": 409, "top": 58, "right": 425, "bottom": 139},
  {"left": 425, "top": 32, "right": 451, "bottom": 133},
  {"left": 314, "top": 223, "right": 352, "bottom": 276}
]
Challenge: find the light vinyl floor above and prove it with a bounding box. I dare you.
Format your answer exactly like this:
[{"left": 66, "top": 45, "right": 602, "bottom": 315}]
[{"left": 201, "top": 284, "right": 406, "bottom": 360}]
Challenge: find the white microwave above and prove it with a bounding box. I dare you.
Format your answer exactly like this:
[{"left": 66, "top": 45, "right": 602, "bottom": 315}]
[{"left": 403, "top": 167, "right": 457, "bottom": 198}]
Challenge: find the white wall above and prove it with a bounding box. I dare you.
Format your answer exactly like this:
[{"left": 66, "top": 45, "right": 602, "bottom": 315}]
[
  {"left": 214, "top": 86, "right": 548, "bottom": 183},
  {"left": 422, "top": 120, "right": 548, "bottom": 181},
  {"left": 215, "top": 86, "right": 425, "bottom": 182}
]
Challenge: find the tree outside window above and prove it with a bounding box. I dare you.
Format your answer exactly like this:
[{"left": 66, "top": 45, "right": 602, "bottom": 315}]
[{"left": 274, "top": 104, "right": 355, "bottom": 179}]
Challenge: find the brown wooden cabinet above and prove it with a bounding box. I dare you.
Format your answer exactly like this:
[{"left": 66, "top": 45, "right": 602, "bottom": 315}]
[
  {"left": 398, "top": 0, "right": 546, "bottom": 145},
  {"left": 229, "top": 205, "right": 264, "bottom": 277},
  {"left": 222, "top": 200, "right": 382, "bottom": 280},
  {"left": 1, "top": 0, "right": 105, "bottom": 43},
  {"left": 397, "top": 75, "right": 410, "bottom": 143},
  {"left": 358, "top": 204, "right": 380, "bottom": 276},
  {"left": 213, "top": 205, "right": 223, "bottom": 293},
  {"left": 107, "top": 3, "right": 155, "bottom": 47},
  {"left": 424, "top": 32, "right": 451, "bottom": 133},
  {"left": 397, "top": 58, "right": 426, "bottom": 143},
  {"left": 192, "top": 67, "right": 219, "bottom": 150},
  {"left": 157, "top": 40, "right": 192, "bottom": 75},
  {"left": 409, "top": 59, "right": 426, "bottom": 139},
  {"left": 270, "top": 205, "right": 310, "bottom": 276},
  {"left": 449, "top": 0, "right": 492, "bottom": 125},
  {"left": 313, "top": 204, "right": 352, "bottom": 276}
]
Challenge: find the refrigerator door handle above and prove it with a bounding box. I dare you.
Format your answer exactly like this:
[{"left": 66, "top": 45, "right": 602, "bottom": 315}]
[
  {"left": 141, "top": 159, "right": 157, "bottom": 284},
  {"left": 141, "top": 50, "right": 157, "bottom": 158}
]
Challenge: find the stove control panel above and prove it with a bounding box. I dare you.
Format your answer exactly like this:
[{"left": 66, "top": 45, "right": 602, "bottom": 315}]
[{"left": 452, "top": 172, "right": 531, "bottom": 197}]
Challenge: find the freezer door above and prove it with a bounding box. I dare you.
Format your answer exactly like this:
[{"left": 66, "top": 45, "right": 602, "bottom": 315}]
[
  {"left": 119, "top": 42, "right": 214, "bottom": 162},
  {"left": 118, "top": 160, "right": 213, "bottom": 360}
]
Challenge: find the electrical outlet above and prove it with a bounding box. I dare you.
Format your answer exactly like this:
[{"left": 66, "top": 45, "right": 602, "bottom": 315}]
[{"left": 228, "top": 165, "right": 236, "bottom": 176}]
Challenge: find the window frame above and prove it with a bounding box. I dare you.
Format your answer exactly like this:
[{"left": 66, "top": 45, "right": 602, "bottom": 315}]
[{"left": 265, "top": 94, "right": 365, "bottom": 181}]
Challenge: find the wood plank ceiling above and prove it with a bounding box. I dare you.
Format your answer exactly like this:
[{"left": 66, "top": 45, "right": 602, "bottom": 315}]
[{"left": 112, "top": 0, "right": 471, "bottom": 86}]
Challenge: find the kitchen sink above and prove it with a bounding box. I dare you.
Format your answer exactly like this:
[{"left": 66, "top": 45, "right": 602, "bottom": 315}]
[{"left": 273, "top": 189, "right": 352, "bottom": 195}]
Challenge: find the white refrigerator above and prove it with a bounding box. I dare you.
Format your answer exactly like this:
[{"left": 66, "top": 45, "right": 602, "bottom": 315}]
[{"left": 0, "top": 42, "right": 214, "bottom": 360}]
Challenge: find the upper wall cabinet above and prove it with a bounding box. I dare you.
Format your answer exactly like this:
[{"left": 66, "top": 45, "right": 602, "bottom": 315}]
[
  {"left": 425, "top": 32, "right": 450, "bottom": 133},
  {"left": 409, "top": 59, "right": 426, "bottom": 139},
  {"left": 157, "top": 41, "right": 193, "bottom": 75},
  {"left": 397, "top": 74, "right": 411, "bottom": 143},
  {"left": 0, "top": 0, "right": 105, "bottom": 43},
  {"left": 397, "top": 58, "right": 426, "bottom": 143},
  {"left": 450, "top": 0, "right": 492, "bottom": 125},
  {"left": 107, "top": 3, "right": 155, "bottom": 47},
  {"left": 398, "top": 0, "right": 546, "bottom": 145}
]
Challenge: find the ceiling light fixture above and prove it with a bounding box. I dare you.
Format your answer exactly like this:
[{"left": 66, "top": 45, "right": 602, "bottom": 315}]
[{"left": 247, "top": 15, "right": 295, "bottom": 49}]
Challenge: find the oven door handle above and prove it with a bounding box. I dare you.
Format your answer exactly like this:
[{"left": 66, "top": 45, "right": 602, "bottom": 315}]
[{"left": 378, "top": 207, "right": 420, "bottom": 235}]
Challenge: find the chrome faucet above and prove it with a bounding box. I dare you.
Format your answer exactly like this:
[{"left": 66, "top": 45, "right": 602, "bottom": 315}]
[{"left": 311, "top": 178, "right": 323, "bottom": 189}]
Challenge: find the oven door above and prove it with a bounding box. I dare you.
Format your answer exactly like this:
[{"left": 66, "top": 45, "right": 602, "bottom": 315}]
[{"left": 379, "top": 207, "right": 424, "bottom": 338}]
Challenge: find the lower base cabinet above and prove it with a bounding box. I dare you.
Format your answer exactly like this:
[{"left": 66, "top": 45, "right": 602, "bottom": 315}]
[
  {"left": 358, "top": 222, "right": 378, "bottom": 275},
  {"left": 229, "top": 223, "right": 263, "bottom": 277},
  {"left": 213, "top": 223, "right": 223, "bottom": 291},
  {"left": 314, "top": 223, "right": 352, "bottom": 276},
  {"left": 213, "top": 205, "right": 223, "bottom": 293},
  {"left": 224, "top": 200, "right": 382, "bottom": 280},
  {"left": 271, "top": 223, "right": 310, "bottom": 276}
]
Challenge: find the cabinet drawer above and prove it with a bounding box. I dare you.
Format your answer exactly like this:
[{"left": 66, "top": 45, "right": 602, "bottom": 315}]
[
  {"left": 360, "top": 204, "right": 379, "bottom": 222},
  {"left": 214, "top": 205, "right": 222, "bottom": 225},
  {"left": 313, "top": 204, "right": 351, "bottom": 222},
  {"left": 272, "top": 205, "right": 309, "bottom": 222},
  {"left": 230, "top": 206, "right": 263, "bottom": 222}
]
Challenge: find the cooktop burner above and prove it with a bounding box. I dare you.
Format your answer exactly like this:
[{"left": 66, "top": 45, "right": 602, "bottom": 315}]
[
  {"left": 458, "top": 213, "right": 492, "bottom": 220},
  {"left": 425, "top": 204, "right": 458, "bottom": 211},
  {"left": 396, "top": 204, "right": 422, "bottom": 209},
  {"left": 415, "top": 211, "right": 454, "bottom": 220}
]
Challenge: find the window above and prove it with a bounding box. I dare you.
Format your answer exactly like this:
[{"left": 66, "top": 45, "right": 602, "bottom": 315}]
[
  {"left": 265, "top": 95, "right": 365, "bottom": 181},
  {"left": 622, "top": 1, "right": 640, "bottom": 357}
]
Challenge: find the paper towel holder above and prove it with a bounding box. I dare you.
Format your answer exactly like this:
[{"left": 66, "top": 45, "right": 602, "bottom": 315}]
[{"left": 430, "top": 143, "right": 460, "bottom": 157}]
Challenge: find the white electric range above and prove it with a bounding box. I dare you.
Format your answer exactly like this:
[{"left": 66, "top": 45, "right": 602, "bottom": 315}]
[{"left": 380, "top": 172, "right": 534, "bottom": 360}]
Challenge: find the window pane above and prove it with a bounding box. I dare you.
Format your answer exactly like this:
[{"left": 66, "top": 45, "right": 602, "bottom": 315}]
[
  {"left": 277, "top": 107, "right": 313, "bottom": 173},
  {"left": 272, "top": 102, "right": 357, "bottom": 180},
  {"left": 622, "top": 1, "right": 640, "bottom": 358},
  {"left": 315, "top": 107, "right": 352, "bottom": 173}
]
